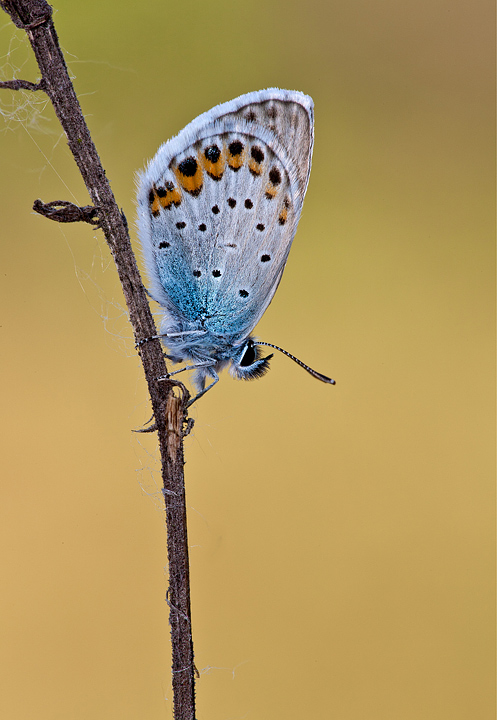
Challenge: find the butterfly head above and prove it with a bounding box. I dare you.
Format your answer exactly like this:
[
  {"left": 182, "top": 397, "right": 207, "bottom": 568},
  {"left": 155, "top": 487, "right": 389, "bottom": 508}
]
[{"left": 230, "top": 338, "right": 273, "bottom": 381}]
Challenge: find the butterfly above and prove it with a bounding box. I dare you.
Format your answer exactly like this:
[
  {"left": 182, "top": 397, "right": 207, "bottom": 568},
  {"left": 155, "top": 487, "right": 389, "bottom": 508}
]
[{"left": 136, "top": 88, "right": 335, "bottom": 404}]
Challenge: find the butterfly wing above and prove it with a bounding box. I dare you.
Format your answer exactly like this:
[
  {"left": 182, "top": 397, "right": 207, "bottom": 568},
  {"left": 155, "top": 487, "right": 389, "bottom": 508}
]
[{"left": 136, "top": 88, "right": 314, "bottom": 343}]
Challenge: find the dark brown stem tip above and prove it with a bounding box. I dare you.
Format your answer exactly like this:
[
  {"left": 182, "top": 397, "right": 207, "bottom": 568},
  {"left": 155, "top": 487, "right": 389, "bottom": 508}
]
[
  {"left": 33, "top": 199, "right": 100, "bottom": 226},
  {"left": 0, "top": 78, "right": 44, "bottom": 91}
]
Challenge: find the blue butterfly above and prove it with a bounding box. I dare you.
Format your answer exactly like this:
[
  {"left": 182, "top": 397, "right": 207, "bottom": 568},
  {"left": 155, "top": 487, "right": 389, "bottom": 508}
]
[{"left": 136, "top": 88, "right": 335, "bottom": 404}]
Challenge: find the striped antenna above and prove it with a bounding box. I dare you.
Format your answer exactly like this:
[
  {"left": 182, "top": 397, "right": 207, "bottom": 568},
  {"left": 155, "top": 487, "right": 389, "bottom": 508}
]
[{"left": 256, "top": 342, "right": 335, "bottom": 385}]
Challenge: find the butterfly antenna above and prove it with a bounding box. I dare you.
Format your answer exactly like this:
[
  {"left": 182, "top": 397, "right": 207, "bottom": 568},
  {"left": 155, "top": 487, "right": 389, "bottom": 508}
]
[{"left": 256, "top": 342, "right": 335, "bottom": 385}]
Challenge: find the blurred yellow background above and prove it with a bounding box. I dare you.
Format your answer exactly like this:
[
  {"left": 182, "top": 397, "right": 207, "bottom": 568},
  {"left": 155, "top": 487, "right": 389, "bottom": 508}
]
[{"left": 1, "top": 0, "right": 494, "bottom": 718}]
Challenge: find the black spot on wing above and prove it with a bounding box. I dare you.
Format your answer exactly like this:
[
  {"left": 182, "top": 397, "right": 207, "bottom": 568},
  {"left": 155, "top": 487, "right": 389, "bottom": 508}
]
[
  {"left": 229, "top": 140, "right": 243, "bottom": 156},
  {"left": 269, "top": 167, "right": 281, "bottom": 185},
  {"left": 204, "top": 145, "right": 220, "bottom": 163},
  {"left": 178, "top": 157, "right": 198, "bottom": 177},
  {"left": 251, "top": 146, "right": 264, "bottom": 163}
]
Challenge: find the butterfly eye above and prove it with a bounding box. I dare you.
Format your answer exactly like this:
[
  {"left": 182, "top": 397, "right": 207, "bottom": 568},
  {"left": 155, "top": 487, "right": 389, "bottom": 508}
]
[
  {"left": 239, "top": 340, "right": 257, "bottom": 367},
  {"left": 230, "top": 339, "right": 273, "bottom": 381}
]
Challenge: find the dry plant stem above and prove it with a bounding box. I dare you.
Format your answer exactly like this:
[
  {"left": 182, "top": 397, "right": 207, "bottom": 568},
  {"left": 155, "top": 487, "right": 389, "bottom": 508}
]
[{"left": 0, "top": 1, "right": 196, "bottom": 717}]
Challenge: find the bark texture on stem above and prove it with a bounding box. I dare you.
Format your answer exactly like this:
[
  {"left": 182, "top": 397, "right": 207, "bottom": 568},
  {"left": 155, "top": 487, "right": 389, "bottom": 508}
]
[{"left": 0, "top": 1, "right": 196, "bottom": 717}]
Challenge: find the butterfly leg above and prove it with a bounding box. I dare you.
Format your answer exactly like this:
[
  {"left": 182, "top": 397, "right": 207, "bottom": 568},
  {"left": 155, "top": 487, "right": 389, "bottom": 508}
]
[
  {"left": 160, "top": 360, "right": 214, "bottom": 379},
  {"left": 185, "top": 371, "right": 220, "bottom": 408},
  {"left": 136, "top": 330, "right": 207, "bottom": 349},
  {"left": 157, "top": 363, "right": 219, "bottom": 407}
]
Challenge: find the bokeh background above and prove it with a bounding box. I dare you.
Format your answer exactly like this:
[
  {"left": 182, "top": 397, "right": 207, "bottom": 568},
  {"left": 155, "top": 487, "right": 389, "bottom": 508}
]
[{"left": 1, "top": 1, "right": 494, "bottom": 718}]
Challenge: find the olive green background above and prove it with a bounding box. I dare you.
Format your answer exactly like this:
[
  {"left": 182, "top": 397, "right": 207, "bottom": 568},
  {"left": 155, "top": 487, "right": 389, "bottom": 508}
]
[{"left": 1, "top": 1, "right": 495, "bottom": 718}]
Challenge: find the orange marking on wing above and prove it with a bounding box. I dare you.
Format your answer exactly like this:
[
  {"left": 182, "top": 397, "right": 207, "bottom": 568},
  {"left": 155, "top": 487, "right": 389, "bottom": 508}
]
[
  {"left": 174, "top": 163, "right": 203, "bottom": 196},
  {"left": 227, "top": 146, "right": 246, "bottom": 170},
  {"left": 150, "top": 191, "right": 161, "bottom": 216},
  {"left": 201, "top": 148, "right": 225, "bottom": 180},
  {"left": 265, "top": 185, "right": 278, "bottom": 200},
  {"left": 159, "top": 187, "right": 182, "bottom": 209},
  {"left": 278, "top": 206, "right": 288, "bottom": 225},
  {"left": 249, "top": 158, "right": 263, "bottom": 176}
]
